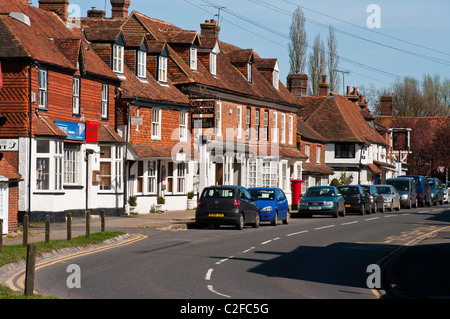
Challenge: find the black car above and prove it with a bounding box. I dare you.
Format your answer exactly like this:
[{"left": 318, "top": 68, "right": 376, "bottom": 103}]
[
  {"left": 361, "top": 185, "right": 385, "bottom": 213},
  {"left": 337, "top": 185, "right": 371, "bottom": 215},
  {"left": 195, "top": 186, "right": 260, "bottom": 230}
]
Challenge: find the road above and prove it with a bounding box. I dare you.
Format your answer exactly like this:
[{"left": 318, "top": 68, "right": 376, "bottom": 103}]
[{"left": 26, "top": 204, "right": 450, "bottom": 300}]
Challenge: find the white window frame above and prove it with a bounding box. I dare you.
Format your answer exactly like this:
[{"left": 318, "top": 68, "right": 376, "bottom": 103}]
[
  {"left": 137, "top": 50, "right": 147, "bottom": 79},
  {"left": 237, "top": 105, "right": 242, "bottom": 138},
  {"left": 176, "top": 162, "right": 186, "bottom": 193},
  {"left": 247, "top": 62, "right": 252, "bottom": 82},
  {"left": 305, "top": 144, "right": 310, "bottom": 163},
  {"left": 158, "top": 55, "right": 168, "bottom": 83},
  {"left": 263, "top": 110, "right": 269, "bottom": 141},
  {"left": 113, "top": 44, "right": 124, "bottom": 74},
  {"left": 317, "top": 146, "right": 321, "bottom": 164},
  {"left": 210, "top": 52, "right": 217, "bottom": 76},
  {"left": 101, "top": 83, "right": 109, "bottom": 119},
  {"left": 64, "top": 144, "right": 80, "bottom": 185},
  {"left": 246, "top": 107, "right": 251, "bottom": 140},
  {"left": 151, "top": 108, "right": 161, "bottom": 140},
  {"left": 289, "top": 114, "right": 293, "bottom": 145},
  {"left": 255, "top": 109, "right": 260, "bottom": 141},
  {"left": 99, "top": 145, "right": 123, "bottom": 192},
  {"left": 72, "top": 76, "right": 80, "bottom": 115},
  {"left": 273, "top": 61, "right": 280, "bottom": 90},
  {"left": 272, "top": 111, "right": 278, "bottom": 143},
  {"left": 281, "top": 113, "right": 286, "bottom": 144},
  {"left": 35, "top": 139, "right": 63, "bottom": 191},
  {"left": 190, "top": 46, "right": 197, "bottom": 71},
  {"left": 38, "top": 68, "right": 48, "bottom": 109},
  {"left": 147, "top": 160, "right": 157, "bottom": 194},
  {"left": 215, "top": 101, "right": 222, "bottom": 136},
  {"left": 179, "top": 111, "right": 188, "bottom": 141}
]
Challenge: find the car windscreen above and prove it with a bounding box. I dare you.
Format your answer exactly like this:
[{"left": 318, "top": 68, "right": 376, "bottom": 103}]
[
  {"left": 248, "top": 189, "right": 274, "bottom": 200},
  {"left": 386, "top": 180, "right": 409, "bottom": 191},
  {"left": 336, "top": 186, "right": 358, "bottom": 195},
  {"left": 428, "top": 179, "right": 436, "bottom": 187},
  {"left": 201, "top": 188, "right": 235, "bottom": 198},
  {"left": 305, "top": 187, "right": 336, "bottom": 197},
  {"left": 376, "top": 186, "right": 391, "bottom": 194}
]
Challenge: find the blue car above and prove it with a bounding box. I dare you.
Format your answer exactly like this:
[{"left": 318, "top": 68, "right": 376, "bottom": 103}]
[{"left": 248, "top": 187, "right": 289, "bottom": 226}]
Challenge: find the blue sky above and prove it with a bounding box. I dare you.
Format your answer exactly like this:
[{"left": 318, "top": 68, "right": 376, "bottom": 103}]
[{"left": 31, "top": 0, "right": 450, "bottom": 94}]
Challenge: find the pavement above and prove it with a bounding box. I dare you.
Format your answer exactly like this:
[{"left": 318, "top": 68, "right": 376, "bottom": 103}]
[
  {"left": 2, "top": 209, "right": 450, "bottom": 299},
  {"left": 1, "top": 209, "right": 196, "bottom": 246}
]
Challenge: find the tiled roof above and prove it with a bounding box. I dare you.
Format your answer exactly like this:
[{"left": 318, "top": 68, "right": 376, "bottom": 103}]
[
  {"left": 297, "top": 117, "right": 327, "bottom": 143},
  {"left": 298, "top": 92, "right": 386, "bottom": 146},
  {"left": 0, "top": 157, "right": 21, "bottom": 180},
  {"left": 33, "top": 114, "right": 67, "bottom": 138},
  {"left": 0, "top": 0, "right": 118, "bottom": 82},
  {"left": 98, "top": 124, "right": 126, "bottom": 143},
  {"left": 302, "top": 161, "right": 334, "bottom": 175}
]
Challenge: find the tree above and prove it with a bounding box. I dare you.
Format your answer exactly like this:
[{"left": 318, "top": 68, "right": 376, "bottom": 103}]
[
  {"left": 308, "top": 34, "right": 326, "bottom": 95},
  {"left": 288, "top": 6, "right": 308, "bottom": 74},
  {"left": 327, "top": 25, "right": 340, "bottom": 92}
]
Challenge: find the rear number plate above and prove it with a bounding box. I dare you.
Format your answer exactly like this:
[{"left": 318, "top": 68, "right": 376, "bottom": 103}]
[
  {"left": 309, "top": 207, "right": 321, "bottom": 210},
  {"left": 208, "top": 213, "right": 224, "bottom": 217}
]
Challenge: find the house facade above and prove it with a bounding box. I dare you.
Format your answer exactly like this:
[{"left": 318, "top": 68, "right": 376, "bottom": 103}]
[
  {"left": 0, "top": 0, "right": 124, "bottom": 232},
  {"left": 288, "top": 74, "right": 391, "bottom": 186}
]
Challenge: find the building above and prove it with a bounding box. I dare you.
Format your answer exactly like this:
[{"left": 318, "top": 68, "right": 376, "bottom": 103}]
[
  {"left": 288, "top": 74, "right": 389, "bottom": 186},
  {"left": 0, "top": 0, "right": 123, "bottom": 232}
]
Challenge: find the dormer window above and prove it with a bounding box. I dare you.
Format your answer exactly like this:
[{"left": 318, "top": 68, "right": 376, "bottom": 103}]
[
  {"left": 158, "top": 55, "right": 168, "bottom": 83},
  {"left": 247, "top": 62, "right": 252, "bottom": 83},
  {"left": 190, "top": 45, "right": 198, "bottom": 71},
  {"left": 210, "top": 52, "right": 217, "bottom": 76},
  {"left": 137, "top": 50, "right": 147, "bottom": 79},
  {"left": 113, "top": 44, "right": 124, "bottom": 73},
  {"left": 273, "top": 60, "right": 279, "bottom": 90},
  {"left": 210, "top": 42, "right": 220, "bottom": 76}
]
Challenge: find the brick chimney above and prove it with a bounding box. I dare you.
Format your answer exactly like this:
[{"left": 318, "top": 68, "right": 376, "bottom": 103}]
[
  {"left": 380, "top": 96, "right": 393, "bottom": 116},
  {"left": 287, "top": 73, "right": 308, "bottom": 97},
  {"left": 318, "top": 74, "right": 329, "bottom": 96},
  {"left": 111, "top": 0, "right": 130, "bottom": 19},
  {"left": 200, "top": 19, "right": 221, "bottom": 38},
  {"left": 87, "top": 9, "right": 106, "bottom": 19},
  {"left": 39, "top": 0, "right": 69, "bottom": 22}
]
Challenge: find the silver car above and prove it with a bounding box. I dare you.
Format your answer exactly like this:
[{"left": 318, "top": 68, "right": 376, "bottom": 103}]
[{"left": 374, "top": 185, "right": 401, "bottom": 211}]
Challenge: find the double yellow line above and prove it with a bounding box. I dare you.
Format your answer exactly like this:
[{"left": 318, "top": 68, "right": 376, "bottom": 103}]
[{"left": 6, "top": 233, "right": 147, "bottom": 294}]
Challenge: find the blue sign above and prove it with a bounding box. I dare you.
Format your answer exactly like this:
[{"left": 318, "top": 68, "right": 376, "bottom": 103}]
[{"left": 55, "top": 121, "right": 85, "bottom": 141}]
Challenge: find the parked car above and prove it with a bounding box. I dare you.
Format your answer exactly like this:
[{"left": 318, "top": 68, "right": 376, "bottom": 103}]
[
  {"left": 427, "top": 177, "right": 444, "bottom": 205},
  {"left": 361, "top": 185, "right": 385, "bottom": 213},
  {"left": 297, "top": 186, "right": 345, "bottom": 218},
  {"left": 385, "top": 177, "right": 418, "bottom": 209},
  {"left": 374, "top": 185, "right": 401, "bottom": 211},
  {"left": 336, "top": 185, "right": 371, "bottom": 215},
  {"left": 402, "top": 175, "right": 431, "bottom": 207},
  {"left": 248, "top": 187, "right": 289, "bottom": 225},
  {"left": 195, "top": 186, "right": 260, "bottom": 230},
  {"left": 443, "top": 187, "right": 449, "bottom": 204},
  {"left": 446, "top": 182, "right": 450, "bottom": 204}
]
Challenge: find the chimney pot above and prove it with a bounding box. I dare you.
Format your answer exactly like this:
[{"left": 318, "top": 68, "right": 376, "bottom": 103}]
[
  {"left": 200, "top": 19, "right": 221, "bottom": 38},
  {"left": 39, "top": 0, "right": 69, "bottom": 22},
  {"left": 380, "top": 96, "right": 393, "bottom": 116},
  {"left": 110, "top": 0, "right": 130, "bottom": 19},
  {"left": 318, "top": 74, "right": 329, "bottom": 96},
  {"left": 287, "top": 73, "right": 308, "bottom": 97}
]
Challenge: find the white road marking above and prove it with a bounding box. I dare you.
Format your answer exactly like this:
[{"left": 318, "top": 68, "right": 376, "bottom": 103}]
[
  {"left": 384, "top": 215, "right": 396, "bottom": 218},
  {"left": 241, "top": 247, "right": 255, "bottom": 254},
  {"left": 207, "top": 285, "right": 231, "bottom": 298},
  {"left": 365, "top": 217, "right": 379, "bottom": 221},
  {"left": 314, "top": 225, "right": 335, "bottom": 230},
  {"left": 205, "top": 268, "right": 213, "bottom": 281},
  {"left": 287, "top": 230, "right": 309, "bottom": 236},
  {"left": 341, "top": 221, "right": 359, "bottom": 225}
]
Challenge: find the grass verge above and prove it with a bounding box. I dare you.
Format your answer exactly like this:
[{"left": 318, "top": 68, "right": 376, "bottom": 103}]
[{"left": 0, "top": 231, "right": 126, "bottom": 299}]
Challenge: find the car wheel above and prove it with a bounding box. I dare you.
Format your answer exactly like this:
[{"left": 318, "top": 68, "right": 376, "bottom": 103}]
[
  {"left": 373, "top": 203, "right": 377, "bottom": 214},
  {"left": 271, "top": 211, "right": 278, "bottom": 226},
  {"left": 252, "top": 212, "right": 260, "bottom": 228},
  {"left": 236, "top": 213, "right": 244, "bottom": 230},
  {"left": 407, "top": 199, "right": 412, "bottom": 209},
  {"left": 283, "top": 211, "right": 289, "bottom": 224},
  {"left": 360, "top": 204, "right": 365, "bottom": 215},
  {"left": 340, "top": 206, "right": 346, "bottom": 217}
]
